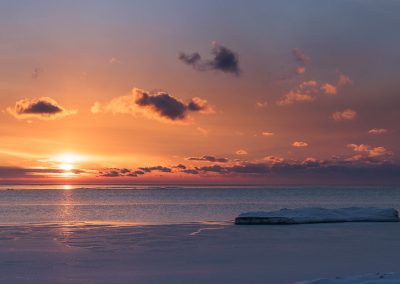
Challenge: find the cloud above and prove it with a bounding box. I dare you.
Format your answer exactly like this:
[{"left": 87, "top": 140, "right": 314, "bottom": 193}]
[
  {"left": 235, "top": 149, "right": 248, "bottom": 155},
  {"left": 332, "top": 109, "right": 357, "bottom": 121},
  {"left": 292, "top": 48, "right": 310, "bottom": 75},
  {"left": 99, "top": 169, "right": 122, "bottom": 177},
  {"left": 196, "top": 165, "right": 226, "bottom": 173},
  {"left": 182, "top": 169, "right": 199, "bottom": 175},
  {"left": 89, "top": 155, "right": 400, "bottom": 183},
  {"left": 263, "top": 156, "right": 285, "bottom": 164},
  {"left": 179, "top": 52, "right": 201, "bottom": 66},
  {"left": 292, "top": 141, "right": 308, "bottom": 148},
  {"left": 277, "top": 90, "right": 315, "bottom": 106},
  {"left": 261, "top": 132, "right": 274, "bottom": 137},
  {"left": 368, "top": 128, "right": 388, "bottom": 135},
  {"left": 321, "top": 83, "right": 337, "bottom": 95},
  {"left": 98, "top": 166, "right": 172, "bottom": 177},
  {"left": 174, "top": 164, "right": 186, "bottom": 169},
  {"left": 190, "top": 156, "right": 400, "bottom": 183},
  {"left": 278, "top": 68, "right": 352, "bottom": 105},
  {"left": 92, "top": 88, "right": 213, "bottom": 123},
  {"left": 187, "top": 155, "right": 229, "bottom": 163},
  {"left": 337, "top": 71, "right": 353, "bottom": 87},
  {"left": 292, "top": 48, "right": 310, "bottom": 64},
  {"left": 347, "top": 144, "right": 391, "bottom": 158},
  {"left": 0, "top": 166, "right": 86, "bottom": 178},
  {"left": 187, "top": 97, "right": 214, "bottom": 113},
  {"left": 295, "top": 66, "right": 306, "bottom": 75},
  {"left": 255, "top": 101, "right": 268, "bottom": 108},
  {"left": 139, "top": 166, "right": 172, "bottom": 173},
  {"left": 8, "top": 97, "right": 76, "bottom": 120},
  {"left": 179, "top": 42, "right": 240, "bottom": 75},
  {"left": 276, "top": 80, "right": 319, "bottom": 105}
]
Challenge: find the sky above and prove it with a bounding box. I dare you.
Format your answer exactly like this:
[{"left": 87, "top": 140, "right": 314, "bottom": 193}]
[{"left": 0, "top": 0, "right": 399, "bottom": 184}]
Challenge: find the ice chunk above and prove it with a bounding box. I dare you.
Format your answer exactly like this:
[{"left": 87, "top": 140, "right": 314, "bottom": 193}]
[
  {"left": 294, "top": 272, "right": 400, "bottom": 283},
  {"left": 235, "top": 207, "right": 399, "bottom": 225}
]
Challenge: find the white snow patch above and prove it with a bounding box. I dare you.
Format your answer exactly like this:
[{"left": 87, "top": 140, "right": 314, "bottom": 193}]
[
  {"left": 294, "top": 272, "right": 400, "bottom": 283},
  {"left": 235, "top": 207, "right": 399, "bottom": 225}
]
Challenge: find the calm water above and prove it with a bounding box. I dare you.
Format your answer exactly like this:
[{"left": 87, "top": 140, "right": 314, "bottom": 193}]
[{"left": 0, "top": 185, "right": 399, "bottom": 225}]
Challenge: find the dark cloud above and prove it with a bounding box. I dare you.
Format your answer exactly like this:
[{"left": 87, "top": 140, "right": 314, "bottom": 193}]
[
  {"left": 196, "top": 165, "right": 226, "bottom": 173},
  {"left": 209, "top": 44, "right": 240, "bottom": 75},
  {"left": 98, "top": 166, "right": 173, "bottom": 177},
  {"left": 8, "top": 97, "right": 76, "bottom": 120},
  {"left": 188, "top": 157, "right": 400, "bottom": 184},
  {"left": 188, "top": 155, "right": 229, "bottom": 163},
  {"left": 178, "top": 52, "right": 201, "bottom": 65},
  {"left": 179, "top": 43, "right": 240, "bottom": 75},
  {"left": 182, "top": 169, "right": 199, "bottom": 175},
  {"left": 92, "top": 88, "right": 213, "bottom": 123},
  {"left": 135, "top": 92, "right": 188, "bottom": 120},
  {"left": 139, "top": 166, "right": 172, "bottom": 173},
  {"left": 0, "top": 166, "right": 85, "bottom": 179},
  {"left": 174, "top": 164, "right": 187, "bottom": 169},
  {"left": 228, "top": 163, "right": 269, "bottom": 174},
  {"left": 99, "top": 170, "right": 121, "bottom": 177}
]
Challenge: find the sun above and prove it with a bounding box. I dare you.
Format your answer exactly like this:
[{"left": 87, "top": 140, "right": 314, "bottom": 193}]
[
  {"left": 59, "top": 163, "right": 74, "bottom": 171},
  {"left": 53, "top": 153, "right": 84, "bottom": 164},
  {"left": 50, "top": 153, "right": 86, "bottom": 177}
]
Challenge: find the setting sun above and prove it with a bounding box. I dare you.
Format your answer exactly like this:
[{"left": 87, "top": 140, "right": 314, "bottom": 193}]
[{"left": 52, "top": 153, "right": 85, "bottom": 164}]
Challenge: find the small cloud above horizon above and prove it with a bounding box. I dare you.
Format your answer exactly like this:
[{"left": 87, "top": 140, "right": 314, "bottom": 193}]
[
  {"left": 261, "top": 132, "right": 274, "bottom": 137},
  {"left": 332, "top": 109, "right": 357, "bottom": 121},
  {"left": 7, "top": 97, "right": 76, "bottom": 120},
  {"left": 368, "top": 128, "right": 388, "bottom": 135},
  {"left": 292, "top": 141, "right": 309, "bottom": 148},
  {"left": 235, "top": 149, "right": 248, "bottom": 155}
]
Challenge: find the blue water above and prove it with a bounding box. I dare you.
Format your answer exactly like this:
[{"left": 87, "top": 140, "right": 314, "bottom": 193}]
[{"left": 0, "top": 185, "right": 399, "bottom": 225}]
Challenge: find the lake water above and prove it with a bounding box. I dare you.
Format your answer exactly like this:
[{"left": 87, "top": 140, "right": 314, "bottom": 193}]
[{"left": 0, "top": 185, "right": 399, "bottom": 225}]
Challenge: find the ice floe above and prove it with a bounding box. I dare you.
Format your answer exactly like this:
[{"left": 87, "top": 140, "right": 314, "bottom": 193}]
[{"left": 235, "top": 207, "right": 399, "bottom": 225}]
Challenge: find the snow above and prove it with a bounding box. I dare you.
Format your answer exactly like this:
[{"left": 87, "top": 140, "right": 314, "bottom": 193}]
[
  {"left": 235, "top": 207, "right": 399, "bottom": 225},
  {"left": 1, "top": 222, "right": 400, "bottom": 283},
  {"left": 294, "top": 272, "right": 400, "bottom": 283}
]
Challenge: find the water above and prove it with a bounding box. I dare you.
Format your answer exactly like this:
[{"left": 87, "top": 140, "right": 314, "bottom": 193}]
[{"left": 0, "top": 185, "right": 399, "bottom": 225}]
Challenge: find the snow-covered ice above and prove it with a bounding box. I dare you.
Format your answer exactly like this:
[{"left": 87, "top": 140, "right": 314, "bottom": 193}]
[
  {"left": 294, "top": 272, "right": 400, "bottom": 284},
  {"left": 235, "top": 207, "right": 399, "bottom": 225},
  {"left": 1, "top": 222, "right": 400, "bottom": 283}
]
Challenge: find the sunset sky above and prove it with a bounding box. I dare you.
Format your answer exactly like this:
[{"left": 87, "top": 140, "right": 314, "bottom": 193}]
[{"left": 1, "top": 0, "right": 399, "bottom": 184}]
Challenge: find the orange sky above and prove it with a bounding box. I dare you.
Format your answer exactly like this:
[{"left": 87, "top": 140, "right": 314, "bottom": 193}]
[{"left": 0, "top": 1, "right": 399, "bottom": 184}]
